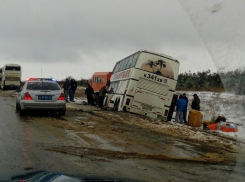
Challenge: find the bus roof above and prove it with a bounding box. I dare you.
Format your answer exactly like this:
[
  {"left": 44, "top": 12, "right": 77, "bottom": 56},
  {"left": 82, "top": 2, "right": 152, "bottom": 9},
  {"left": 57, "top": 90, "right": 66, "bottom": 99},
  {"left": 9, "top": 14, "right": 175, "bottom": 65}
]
[
  {"left": 140, "top": 50, "right": 179, "bottom": 63},
  {"left": 93, "top": 72, "right": 111, "bottom": 76},
  {"left": 114, "top": 50, "right": 179, "bottom": 65},
  {"left": 3, "top": 64, "right": 21, "bottom": 67}
]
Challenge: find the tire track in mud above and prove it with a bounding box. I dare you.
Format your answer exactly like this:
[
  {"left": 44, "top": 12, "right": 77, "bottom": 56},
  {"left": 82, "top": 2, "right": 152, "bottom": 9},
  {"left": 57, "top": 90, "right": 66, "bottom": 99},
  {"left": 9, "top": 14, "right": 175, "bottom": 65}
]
[
  {"left": 45, "top": 145, "right": 230, "bottom": 164},
  {"left": 85, "top": 110, "right": 237, "bottom": 152}
]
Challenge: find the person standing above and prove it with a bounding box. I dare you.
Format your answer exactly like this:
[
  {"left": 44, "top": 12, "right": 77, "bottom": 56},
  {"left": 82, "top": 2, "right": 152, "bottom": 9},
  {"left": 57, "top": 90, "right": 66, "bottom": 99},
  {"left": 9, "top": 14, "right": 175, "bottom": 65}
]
[
  {"left": 98, "top": 86, "right": 107, "bottom": 108},
  {"left": 70, "top": 79, "right": 77, "bottom": 102},
  {"left": 85, "top": 84, "right": 94, "bottom": 105},
  {"left": 182, "top": 93, "right": 188, "bottom": 123},
  {"left": 63, "top": 78, "right": 71, "bottom": 103},
  {"left": 175, "top": 95, "right": 187, "bottom": 123},
  {"left": 191, "top": 94, "right": 200, "bottom": 111}
]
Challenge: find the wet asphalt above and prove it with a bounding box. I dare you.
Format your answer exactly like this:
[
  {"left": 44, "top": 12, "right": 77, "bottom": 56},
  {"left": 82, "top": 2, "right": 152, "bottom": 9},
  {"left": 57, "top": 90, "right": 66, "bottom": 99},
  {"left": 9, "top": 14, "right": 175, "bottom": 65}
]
[
  {"left": 1, "top": 91, "right": 245, "bottom": 182},
  {"left": 0, "top": 92, "right": 87, "bottom": 180}
]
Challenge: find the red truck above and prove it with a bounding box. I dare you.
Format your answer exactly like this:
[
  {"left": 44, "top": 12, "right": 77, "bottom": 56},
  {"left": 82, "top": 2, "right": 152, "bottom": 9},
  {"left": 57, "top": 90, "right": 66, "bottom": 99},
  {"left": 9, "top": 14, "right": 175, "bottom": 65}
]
[
  {"left": 90, "top": 72, "right": 112, "bottom": 92},
  {"left": 90, "top": 72, "right": 112, "bottom": 105}
]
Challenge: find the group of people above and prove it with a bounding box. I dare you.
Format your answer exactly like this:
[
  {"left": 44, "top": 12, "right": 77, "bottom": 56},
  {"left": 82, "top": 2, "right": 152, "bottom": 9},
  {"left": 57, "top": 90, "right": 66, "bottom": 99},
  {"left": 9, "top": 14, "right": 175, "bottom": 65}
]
[
  {"left": 85, "top": 84, "right": 107, "bottom": 108},
  {"left": 62, "top": 78, "right": 77, "bottom": 102},
  {"left": 175, "top": 93, "right": 200, "bottom": 124}
]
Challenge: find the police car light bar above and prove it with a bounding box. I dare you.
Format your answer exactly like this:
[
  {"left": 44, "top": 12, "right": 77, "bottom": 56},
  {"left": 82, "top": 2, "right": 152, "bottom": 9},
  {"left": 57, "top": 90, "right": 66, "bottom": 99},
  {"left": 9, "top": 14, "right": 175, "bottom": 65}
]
[{"left": 26, "top": 78, "right": 56, "bottom": 81}]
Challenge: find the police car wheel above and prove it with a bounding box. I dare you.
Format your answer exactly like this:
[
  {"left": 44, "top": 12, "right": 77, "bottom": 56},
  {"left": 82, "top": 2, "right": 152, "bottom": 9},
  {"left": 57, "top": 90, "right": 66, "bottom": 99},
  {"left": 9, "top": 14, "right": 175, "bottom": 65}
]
[{"left": 16, "top": 102, "right": 19, "bottom": 112}]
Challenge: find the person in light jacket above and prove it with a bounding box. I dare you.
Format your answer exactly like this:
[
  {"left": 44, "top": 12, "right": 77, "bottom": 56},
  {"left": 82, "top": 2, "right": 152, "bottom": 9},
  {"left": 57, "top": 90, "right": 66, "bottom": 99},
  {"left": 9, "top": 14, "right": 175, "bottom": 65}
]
[{"left": 182, "top": 93, "right": 188, "bottom": 123}]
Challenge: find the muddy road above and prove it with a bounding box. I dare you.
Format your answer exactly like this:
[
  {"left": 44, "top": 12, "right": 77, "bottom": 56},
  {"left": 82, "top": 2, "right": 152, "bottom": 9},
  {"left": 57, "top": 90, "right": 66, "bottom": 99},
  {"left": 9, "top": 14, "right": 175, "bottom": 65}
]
[{"left": 0, "top": 90, "right": 245, "bottom": 182}]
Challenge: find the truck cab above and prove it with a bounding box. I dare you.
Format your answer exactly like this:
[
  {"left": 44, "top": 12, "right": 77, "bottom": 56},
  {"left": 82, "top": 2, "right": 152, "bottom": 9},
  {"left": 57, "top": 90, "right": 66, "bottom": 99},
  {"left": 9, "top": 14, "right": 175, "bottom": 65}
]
[{"left": 90, "top": 72, "right": 112, "bottom": 104}]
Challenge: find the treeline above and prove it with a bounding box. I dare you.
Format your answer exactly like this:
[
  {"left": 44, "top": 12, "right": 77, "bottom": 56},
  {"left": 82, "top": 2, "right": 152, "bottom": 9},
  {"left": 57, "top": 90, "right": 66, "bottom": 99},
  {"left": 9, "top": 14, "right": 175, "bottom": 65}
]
[{"left": 176, "top": 69, "right": 245, "bottom": 93}]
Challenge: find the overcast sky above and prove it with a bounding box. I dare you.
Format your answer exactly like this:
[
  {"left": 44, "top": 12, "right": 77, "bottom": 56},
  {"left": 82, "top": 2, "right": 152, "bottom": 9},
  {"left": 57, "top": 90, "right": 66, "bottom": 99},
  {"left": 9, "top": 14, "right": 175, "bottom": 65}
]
[{"left": 0, "top": 0, "right": 244, "bottom": 80}]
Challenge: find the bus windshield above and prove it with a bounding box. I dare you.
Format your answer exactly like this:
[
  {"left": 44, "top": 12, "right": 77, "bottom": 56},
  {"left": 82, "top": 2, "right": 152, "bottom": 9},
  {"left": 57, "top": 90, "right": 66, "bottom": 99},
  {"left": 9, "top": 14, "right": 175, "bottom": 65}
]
[{"left": 5, "top": 66, "right": 21, "bottom": 71}]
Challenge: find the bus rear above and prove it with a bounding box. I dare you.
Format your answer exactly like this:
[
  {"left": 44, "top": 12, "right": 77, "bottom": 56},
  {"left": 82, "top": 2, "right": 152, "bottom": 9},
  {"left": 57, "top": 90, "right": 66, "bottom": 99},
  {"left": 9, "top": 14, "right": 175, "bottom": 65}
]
[
  {"left": 1, "top": 64, "right": 21, "bottom": 90},
  {"left": 105, "top": 50, "right": 179, "bottom": 119}
]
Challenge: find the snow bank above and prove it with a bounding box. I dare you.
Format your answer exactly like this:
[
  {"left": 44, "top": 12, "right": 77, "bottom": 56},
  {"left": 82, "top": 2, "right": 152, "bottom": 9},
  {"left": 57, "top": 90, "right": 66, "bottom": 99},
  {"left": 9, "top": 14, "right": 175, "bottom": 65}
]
[{"left": 176, "top": 91, "right": 245, "bottom": 140}]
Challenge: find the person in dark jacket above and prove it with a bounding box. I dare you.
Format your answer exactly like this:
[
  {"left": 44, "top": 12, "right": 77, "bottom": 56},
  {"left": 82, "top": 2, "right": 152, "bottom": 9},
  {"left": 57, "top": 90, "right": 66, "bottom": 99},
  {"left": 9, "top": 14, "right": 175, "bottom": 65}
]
[
  {"left": 85, "top": 84, "right": 94, "bottom": 105},
  {"left": 98, "top": 86, "right": 107, "bottom": 108},
  {"left": 191, "top": 94, "right": 200, "bottom": 111},
  {"left": 69, "top": 79, "right": 77, "bottom": 102},
  {"left": 182, "top": 93, "right": 188, "bottom": 123},
  {"left": 175, "top": 95, "right": 187, "bottom": 123},
  {"left": 63, "top": 78, "right": 71, "bottom": 103}
]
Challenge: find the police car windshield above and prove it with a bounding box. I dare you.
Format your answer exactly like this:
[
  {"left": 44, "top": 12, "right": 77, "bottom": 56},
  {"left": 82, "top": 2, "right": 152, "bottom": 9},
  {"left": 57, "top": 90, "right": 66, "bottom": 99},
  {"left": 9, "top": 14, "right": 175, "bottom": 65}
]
[{"left": 26, "top": 82, "right": 60, "bottom": 90}]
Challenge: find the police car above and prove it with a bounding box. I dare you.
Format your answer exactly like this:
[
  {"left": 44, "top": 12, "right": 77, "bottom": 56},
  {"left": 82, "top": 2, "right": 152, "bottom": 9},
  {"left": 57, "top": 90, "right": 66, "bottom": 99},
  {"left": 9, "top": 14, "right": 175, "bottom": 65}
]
[{"left": 16, "top": 78, "right": 66, "bottom": 115}]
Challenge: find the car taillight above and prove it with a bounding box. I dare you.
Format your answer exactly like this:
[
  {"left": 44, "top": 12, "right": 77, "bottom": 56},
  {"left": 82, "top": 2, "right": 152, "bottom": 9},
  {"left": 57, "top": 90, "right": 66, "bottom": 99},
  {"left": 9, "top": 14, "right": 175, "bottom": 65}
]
[
  {"left": 164, "top": 109, "right": 169, "bottom": 116},
  {"left": 126, "top": 98, "right": 130, "bottom": 105},
  {"left": 58, "top": 93, "right": 65, "bottom": 100},
  {"left": 23, "top": 92, "right": 32, "bottom": 100}
]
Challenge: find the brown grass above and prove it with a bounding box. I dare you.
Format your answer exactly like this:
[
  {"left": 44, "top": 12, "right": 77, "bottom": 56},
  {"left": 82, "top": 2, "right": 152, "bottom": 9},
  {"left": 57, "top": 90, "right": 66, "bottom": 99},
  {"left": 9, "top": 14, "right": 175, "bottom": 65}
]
[{"left": 74, "top": 88, "right": 86, "bottom": 98}]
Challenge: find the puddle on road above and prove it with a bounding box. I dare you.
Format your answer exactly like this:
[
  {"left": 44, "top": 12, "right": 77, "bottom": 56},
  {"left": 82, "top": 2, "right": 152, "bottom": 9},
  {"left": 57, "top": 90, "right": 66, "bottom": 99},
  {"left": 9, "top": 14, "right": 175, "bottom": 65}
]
[
  {"left": 77, "top": 116, "right": 88, "bottom": 120},
  {"left": 65, "top": 130, "right": 90, "bottom": 147},
  {"left": 172, "top": 141, "right": 201, "bottom": 158},
  {"left": 68, "top": 123, "right": 77, "bottom": 128},
  {"left": 84, "top": 133, "right": 124, "bottom": 152}
]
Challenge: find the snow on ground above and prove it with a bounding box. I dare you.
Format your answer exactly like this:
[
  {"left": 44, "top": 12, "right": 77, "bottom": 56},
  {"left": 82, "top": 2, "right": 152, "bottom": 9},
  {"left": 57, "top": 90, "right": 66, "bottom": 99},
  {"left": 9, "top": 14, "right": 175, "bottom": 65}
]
[
  {"left": 77, "top": 86, "right": 86, "bottom": 90},
  {"left": 176, "top": 91, "right": 245, "bottom": 140},
  {"left": 74, "top": 91, "right": 245, "bottom": 140}
]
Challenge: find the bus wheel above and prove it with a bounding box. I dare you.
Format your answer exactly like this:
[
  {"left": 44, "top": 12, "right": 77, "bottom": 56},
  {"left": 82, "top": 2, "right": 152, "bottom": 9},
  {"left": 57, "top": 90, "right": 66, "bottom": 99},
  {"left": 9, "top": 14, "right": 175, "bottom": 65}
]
[
  {"left": 114, "top": 98, "right": 120, "bottom": 111},
  {"left": 123, "top": 106, "right": 127, "bottom": 112},
  {"left": 113, "top": 98, "right": 118, "bottom": 111}
]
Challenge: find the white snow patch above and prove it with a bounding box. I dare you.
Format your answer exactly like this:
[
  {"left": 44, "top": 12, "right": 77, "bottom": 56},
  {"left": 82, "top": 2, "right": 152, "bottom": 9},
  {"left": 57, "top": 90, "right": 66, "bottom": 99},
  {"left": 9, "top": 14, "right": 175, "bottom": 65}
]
[{"left": 176, "top": 91, "right": 245, "bottom": 140}]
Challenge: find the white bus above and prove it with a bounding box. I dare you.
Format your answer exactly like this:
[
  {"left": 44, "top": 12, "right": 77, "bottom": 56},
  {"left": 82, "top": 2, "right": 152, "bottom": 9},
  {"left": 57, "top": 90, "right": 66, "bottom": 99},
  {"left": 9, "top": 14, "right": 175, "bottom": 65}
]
[
  {"left": 104, "top": 50, "right": 180, "bottom": 119},
  {"left": 0, "top": 64, "right": 21, "bottom": 90}
]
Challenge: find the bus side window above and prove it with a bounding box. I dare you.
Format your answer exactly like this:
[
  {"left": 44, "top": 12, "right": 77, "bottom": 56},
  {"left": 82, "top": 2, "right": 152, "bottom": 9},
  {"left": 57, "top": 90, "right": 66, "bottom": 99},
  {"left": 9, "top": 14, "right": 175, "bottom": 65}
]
[
  {"left": 108, "top": 83, "right": 114, "bottom": 93},
  {"left": 112, "top": 63, "right": 118, "bottom": 73},
  {"left": 114, "top": 82, "right": 120, "bottom": 93},
  {"left": 125, "top": 56, "right": 133, "bottom": 69},
  {"left": 115, "top": 61, "right": 122, "bottom": 73},
  {"left": 113, "top": 62, "right": 119, "bottom": 73},
  {"left": 118, "top": 60, "right": 125, "bottom": 72},
  {"left": 130, "top": 53, "right": 139, "bottom": 68},
  {"left": 122, "top": 58, "right": 130, "bottom": 71}
]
